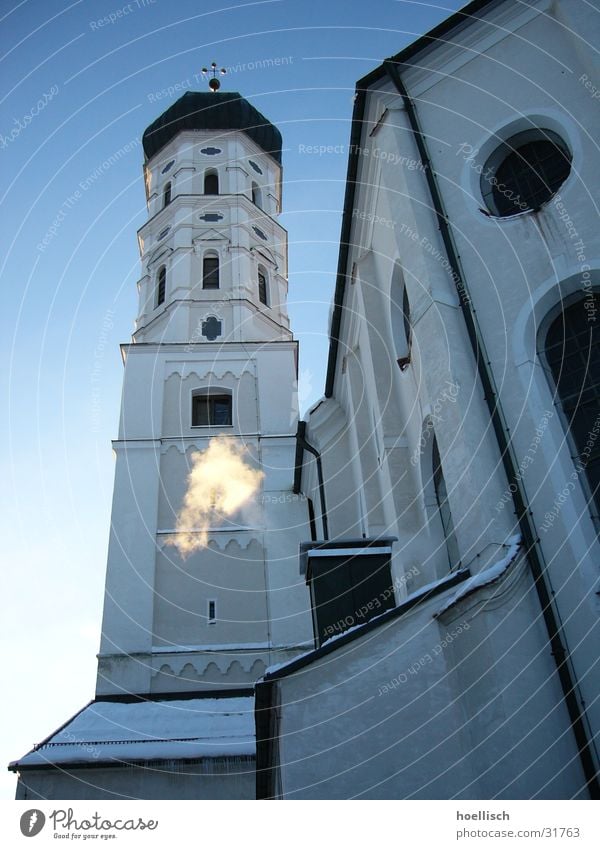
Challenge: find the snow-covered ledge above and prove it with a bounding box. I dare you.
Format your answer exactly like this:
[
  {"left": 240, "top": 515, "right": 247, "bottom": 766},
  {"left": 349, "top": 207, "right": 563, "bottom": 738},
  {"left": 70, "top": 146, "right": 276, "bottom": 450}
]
[{"left": 435, "top": 535, "right": 523, "bottom": 618}]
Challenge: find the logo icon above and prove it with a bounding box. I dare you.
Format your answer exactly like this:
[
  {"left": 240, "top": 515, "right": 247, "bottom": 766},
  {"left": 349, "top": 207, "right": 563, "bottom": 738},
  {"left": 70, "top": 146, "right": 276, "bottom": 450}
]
[{"left": 20, "top": 810, "right": 45, "bottom": 837}]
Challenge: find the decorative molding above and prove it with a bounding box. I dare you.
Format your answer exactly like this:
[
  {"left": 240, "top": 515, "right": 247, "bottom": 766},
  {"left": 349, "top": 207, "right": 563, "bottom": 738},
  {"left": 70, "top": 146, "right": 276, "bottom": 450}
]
[
  {"left": 152, "top": 653, "right": 267, "bottom": 679},
  {"left": 192, "top": 229, "right": 229, "bottom": 249},
  {"left": 163, "top": 362, "right": 255, "bottom": 381},
  {"left": 251, "top": 245, "right": 278, "bottom": 269},
  {"left": 147, "top": 246, "right": 173, "bottom": 269}
]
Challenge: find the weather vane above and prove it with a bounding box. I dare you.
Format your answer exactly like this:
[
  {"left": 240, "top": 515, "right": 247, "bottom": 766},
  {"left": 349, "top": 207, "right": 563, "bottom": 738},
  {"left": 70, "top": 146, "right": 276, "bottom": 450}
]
[{"left": 201, "top": 62, "right": 227, "bottom": 92}]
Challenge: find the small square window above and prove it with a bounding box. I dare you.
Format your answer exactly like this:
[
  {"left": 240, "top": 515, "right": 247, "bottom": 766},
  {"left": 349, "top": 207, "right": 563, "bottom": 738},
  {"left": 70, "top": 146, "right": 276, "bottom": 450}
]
[{"left": 192, "top": 393, "right": 232, "bottom": 427}]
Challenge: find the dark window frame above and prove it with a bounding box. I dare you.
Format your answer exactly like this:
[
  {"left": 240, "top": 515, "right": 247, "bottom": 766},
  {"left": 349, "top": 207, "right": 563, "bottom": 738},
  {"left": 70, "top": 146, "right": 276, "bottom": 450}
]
[
  {"left": 258, "top": 267, "right": 268, "bottom": 306},
  {"left": 163, "top": 182, "right": 172, "bottom": 207},
  {"left": 542, "top": 293, "right": 600, "bottom": 521},
  {"left": 191, "top": 391, "right": 232, "bottom": 428},
  {"left": 432, "top": 435, "right": 461, "bottom": 571},
  {"left": 203, "top": 254, "right": 220, "bottom": 289},
  {"left": 156, "top": 266, "right": 166, "bottom": 306},
  {"left": 481, "top": 128, "right": 572, "bottom": 217},
  {"left": 207, "top": 599, "right": 217, "bottom": 624},
  {"left": 204, "top": 170, "right": 219, "bottom": 195}
]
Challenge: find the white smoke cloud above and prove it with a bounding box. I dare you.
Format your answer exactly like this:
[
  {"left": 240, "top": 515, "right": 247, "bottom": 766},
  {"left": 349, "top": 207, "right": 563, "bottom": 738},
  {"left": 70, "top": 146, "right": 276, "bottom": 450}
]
[{"left": 167, "top": 437, "right": 264, "bottom": 558}]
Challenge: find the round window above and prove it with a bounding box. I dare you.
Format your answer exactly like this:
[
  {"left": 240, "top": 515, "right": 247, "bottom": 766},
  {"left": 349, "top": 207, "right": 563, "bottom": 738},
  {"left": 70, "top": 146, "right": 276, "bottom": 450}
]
[{"left": 481, "top": 129, "right": 572, "bottom": 217}]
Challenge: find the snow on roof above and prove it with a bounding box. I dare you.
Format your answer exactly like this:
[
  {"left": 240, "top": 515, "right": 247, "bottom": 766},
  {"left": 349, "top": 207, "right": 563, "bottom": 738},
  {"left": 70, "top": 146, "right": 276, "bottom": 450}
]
[
  {"left": 436, "top": 536, "right": 522, "bottom": 616},
  {"left": 14, "top": 697, "right": 255, "bottom": 768}
]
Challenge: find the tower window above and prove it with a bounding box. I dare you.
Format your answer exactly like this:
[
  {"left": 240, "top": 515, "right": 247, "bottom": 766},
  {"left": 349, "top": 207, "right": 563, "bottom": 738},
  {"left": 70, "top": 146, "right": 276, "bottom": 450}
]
[
  {"left": 203, "top": 254, "right": 219, "bottom": 289},
  {"left": 192, "top": 391, "right": 232, "bottom": 427},
  {"left": 390, "top": 262, "right": 411, "bottom": 369},
  {"left": 543, "top": 294, "right": 600, "bottom": 517},
  {"left": 432, "top": 435, "right": 460, "bottom": 570},
  {"left": 258, "top": 267, "right": 268, "bottom": 306},
  {"left": 163, "top": 182, "right": 171, "bottom": 207},
  {"left": 481, "top": 129, "right": 572, "bottom": 217},
  {"left": 207, "top": 599, "right": 217, "bottom": 624},
  {"left": 251, "top": 182, "right": 262, "bottom": 208},
  {"left": 156, "top": 266, "right": 166, "bottom": 306},
  {"left": 204, "top": 170, "right": 219, "bottom": 195},
  {"left": 402, "top": 286, "right": 411, "bottom": 356}
]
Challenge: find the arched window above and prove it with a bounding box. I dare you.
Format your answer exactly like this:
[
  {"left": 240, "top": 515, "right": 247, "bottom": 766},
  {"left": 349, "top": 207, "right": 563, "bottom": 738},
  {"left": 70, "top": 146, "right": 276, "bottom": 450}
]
[
  {"left": 191, "top": 389, "right": 232, "bottom": 427},
  {"left": 156, "top": 266, "right": 166, "bottom": 306},
  {"left": 432, "top": 435, "right": 460, "bottom": 570},
  {"left": 163, "top": 182, "right": 171, "bottom": 207},
  {"left": 543, "top": 294, "right": 600, "bottom": 516},
  {"left": 390, "top": 262, "right": 411, "bottom": 369},
  {"left": 481, "top": 129, "right": 572, "bottom": 217},
  {"left": 204, "top": 170, "right": 219, "bottom": 195},
  {"left": 202, "top": 253, "right": 219, "bottom": 289},
  {"left": 258, "top": 266, "right": 268, "bottom": 305},
  {"left": 251, "top": 182, "right": 262, "bottom": 207}
]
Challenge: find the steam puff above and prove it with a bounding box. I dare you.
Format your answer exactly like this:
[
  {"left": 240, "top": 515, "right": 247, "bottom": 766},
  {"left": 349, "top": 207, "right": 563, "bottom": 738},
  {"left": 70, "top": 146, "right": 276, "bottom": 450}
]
[{"left": 167, "top": 437, "right": 264, "bottom": 558}]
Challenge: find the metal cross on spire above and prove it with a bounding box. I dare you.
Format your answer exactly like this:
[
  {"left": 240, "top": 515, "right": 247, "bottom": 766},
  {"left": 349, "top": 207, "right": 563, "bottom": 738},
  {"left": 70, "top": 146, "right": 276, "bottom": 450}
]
[{"left": 201, "top": 62, "right": 227, "bottom": 92}]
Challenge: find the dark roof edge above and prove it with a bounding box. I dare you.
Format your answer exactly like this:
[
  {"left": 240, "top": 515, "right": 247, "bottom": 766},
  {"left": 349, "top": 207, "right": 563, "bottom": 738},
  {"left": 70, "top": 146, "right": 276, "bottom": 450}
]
[
  {"left": 12, "top": 753, "right": 256, "bottom": 773},
  {"left": 93, "top": 688, "right": 255, "bottom": 703},
  {"left": 324, "top": 0, "right": 504, "bottom": 399},
  {"left": 262, "top": 567, "right": 471, "bottom": 681}
]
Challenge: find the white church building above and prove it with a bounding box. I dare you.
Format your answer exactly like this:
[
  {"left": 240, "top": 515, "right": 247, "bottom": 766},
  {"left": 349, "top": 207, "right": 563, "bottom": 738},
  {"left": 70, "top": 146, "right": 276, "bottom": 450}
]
[{"left": 10, "top": 0, "right": 600, "bottom": 800}]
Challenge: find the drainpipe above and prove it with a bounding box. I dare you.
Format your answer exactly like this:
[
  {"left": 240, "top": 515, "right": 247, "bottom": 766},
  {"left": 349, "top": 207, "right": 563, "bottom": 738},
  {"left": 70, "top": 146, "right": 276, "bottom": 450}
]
[
  {"left": 294, "top": 420, "right": 329, "bottom": 540},
  {"left": 383, "top": 58, "right": 599, "bottom": 798}
]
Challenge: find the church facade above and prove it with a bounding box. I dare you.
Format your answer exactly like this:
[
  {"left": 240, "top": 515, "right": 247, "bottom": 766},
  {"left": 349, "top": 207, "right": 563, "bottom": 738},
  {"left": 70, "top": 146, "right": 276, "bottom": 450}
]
[
  {"left": 11, "top": 0, "right": 600, "bottom": 800},
  {"left": 257, "top": 0, "right": 600, "bottom": 799}
]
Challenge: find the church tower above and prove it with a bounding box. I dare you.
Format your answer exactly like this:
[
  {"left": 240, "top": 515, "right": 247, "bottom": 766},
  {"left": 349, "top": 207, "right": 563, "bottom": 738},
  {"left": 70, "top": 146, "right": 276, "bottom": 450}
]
[{"left": 11, "top": 91, "right": 313, "bottom": 800}]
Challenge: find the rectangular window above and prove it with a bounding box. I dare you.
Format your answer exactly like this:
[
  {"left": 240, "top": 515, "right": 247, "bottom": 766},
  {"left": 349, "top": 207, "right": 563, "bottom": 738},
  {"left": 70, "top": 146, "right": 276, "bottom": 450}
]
[
  {"left": 207, "top": 599, "right": 217, "bottom": 624},
  {"left": 157, "top": 268, "right": 166, "bottom": 306},
  {"left": 258, "top": 271, "right": 268, "bottom": 305},
  {"left": 203, "top": 256, "right": 219, "bottom": 289},
  {"left": 192, "top": 394, "right": 232, "bottom": 427}
]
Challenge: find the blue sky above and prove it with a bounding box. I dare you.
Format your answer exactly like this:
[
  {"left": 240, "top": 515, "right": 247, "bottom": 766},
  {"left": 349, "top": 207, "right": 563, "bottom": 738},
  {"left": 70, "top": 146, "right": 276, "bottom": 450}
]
[{"left": 0, "top": 0, "right": 464, "bottom": 798}]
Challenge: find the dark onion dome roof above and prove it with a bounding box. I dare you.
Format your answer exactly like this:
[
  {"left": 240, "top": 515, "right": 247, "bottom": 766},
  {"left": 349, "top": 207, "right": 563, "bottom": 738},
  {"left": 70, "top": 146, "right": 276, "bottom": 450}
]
[{"left": 142, "top": 91, "right": 282, "bottom": 164}]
